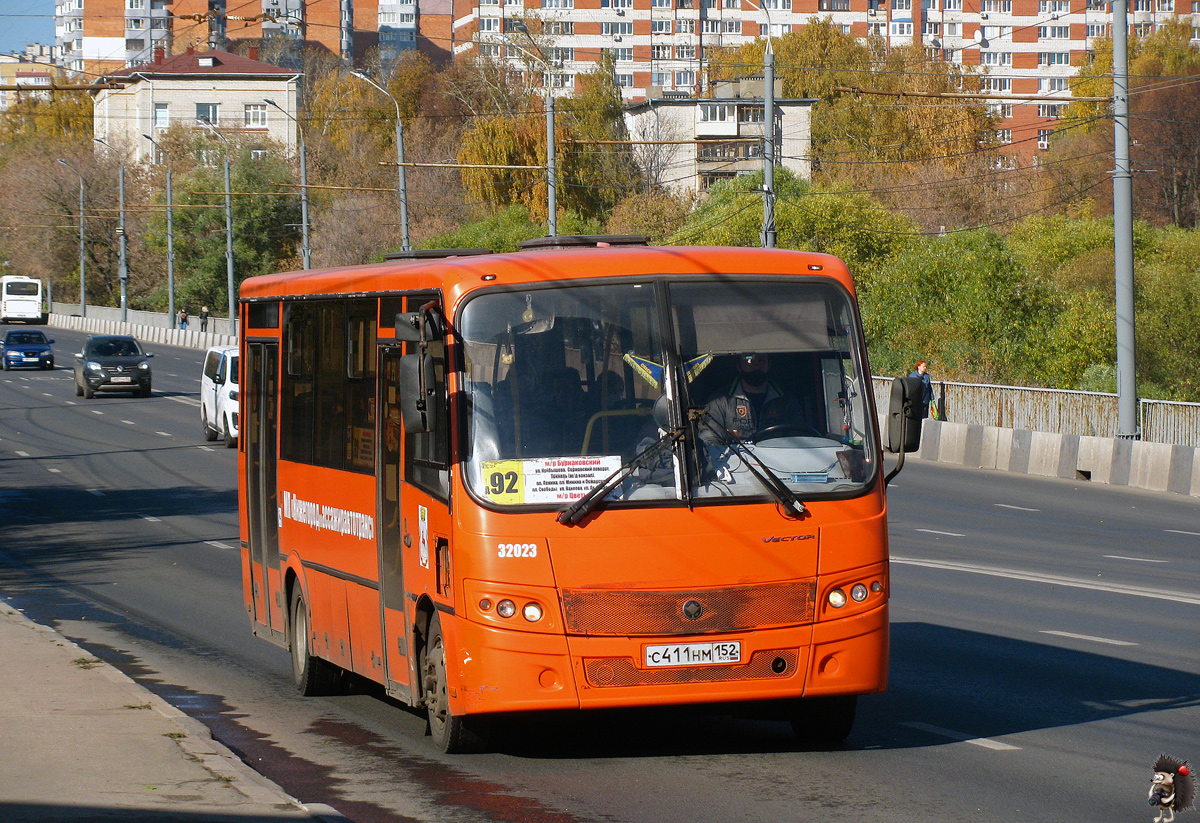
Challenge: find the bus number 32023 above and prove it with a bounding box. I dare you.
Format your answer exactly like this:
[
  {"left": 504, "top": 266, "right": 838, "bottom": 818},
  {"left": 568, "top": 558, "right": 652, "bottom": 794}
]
[{"left": 498, "top": 543, "right": 538, "bottom": 558}]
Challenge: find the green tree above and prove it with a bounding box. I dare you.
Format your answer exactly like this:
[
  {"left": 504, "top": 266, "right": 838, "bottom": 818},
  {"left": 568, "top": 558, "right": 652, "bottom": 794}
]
[
  {"left": 670, "top": 169, "right": 916, "bottom": 276},
  {"left": 417, "top": 204, "right": 602, "bottom": 253},
  {"left": 1135, "top": 227, "right": 1200, "bottom": 400},
  {"left": 144, "top": 134, "right": 300, "bottom": 312}
]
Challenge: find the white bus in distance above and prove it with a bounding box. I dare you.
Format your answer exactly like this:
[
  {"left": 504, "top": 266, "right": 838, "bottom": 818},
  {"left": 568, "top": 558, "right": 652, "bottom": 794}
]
[{"left": 1, "top": 276, "right": 45, "bottom": 324}]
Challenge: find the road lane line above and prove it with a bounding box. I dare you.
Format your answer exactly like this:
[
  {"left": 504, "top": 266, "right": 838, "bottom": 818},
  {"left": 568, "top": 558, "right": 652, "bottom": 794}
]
[
  {"left": 91, "top": 410, "right": 103, "bottom": 415},
  {"left": 1040, "top": 630, "right": 1136, "bottom": 646},
  {"left": 900, "top": 722, "right": 1020, "bottom": 751},
  {"left": 122, "top": 420, "right": 135, "bottom": 425},
  {"left": 166, "top": 396, "right": 199, "bottom": 406},
  {"left": 140, "top": 514, "right": 161, "bottom": 523},
  {"left": 156, "top": 431, "right": 172, "bottom": 437},
  {"left": 915, "top": 529, "right": 966, "bottom": 537},
  {"left": 1104, "top": 555, "right": 1167, "bottom": 563},
  {"left": 15, "top": 451, "right": 30, "bottom": 457},
  {"left": 893, "top": 556, "right": 1200, "bottom": 605},
  {"left": 86, "top": 489, "right": 105, "bottom": 496},
  {"left": 995, "top": 503, "right": 1039, "bottom": 512},
  {"left": 205, "top": 541, "right": 235, "bottom": 550},
  {"left": 1165, "top": 529, "right": 1200, "bottom": 537}
]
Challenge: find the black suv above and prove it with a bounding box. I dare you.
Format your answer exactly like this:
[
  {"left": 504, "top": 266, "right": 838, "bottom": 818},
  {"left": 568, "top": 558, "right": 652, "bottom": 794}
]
[{"left": 73, "top": 335, "right": 154, "bottom": 398}]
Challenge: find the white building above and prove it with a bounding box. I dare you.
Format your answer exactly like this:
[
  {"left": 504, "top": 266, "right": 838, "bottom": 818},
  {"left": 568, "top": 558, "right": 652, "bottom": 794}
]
[
  {"left": 624, "top": 77, "right": 814, "bottom": 196},
  {"left": 93, "top": 48, "right": 300, "bottom": 164}
]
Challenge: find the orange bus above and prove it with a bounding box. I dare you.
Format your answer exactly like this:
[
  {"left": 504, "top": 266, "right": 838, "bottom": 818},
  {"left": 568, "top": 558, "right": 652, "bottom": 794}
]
[{"left": 238, "top": 236, "right": 922, "bottom": 752}]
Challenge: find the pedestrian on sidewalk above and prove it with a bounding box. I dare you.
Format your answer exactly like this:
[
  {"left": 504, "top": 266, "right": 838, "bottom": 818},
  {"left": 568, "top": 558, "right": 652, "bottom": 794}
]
[
  {"left": 178, "top": 307, "right": 189, "bottom": 330},
  {"left": 909, "top": 359, "right": 936, "bottom": 418},
  {"left": 199, "top": 305, "right": 210, "bottom": 332}
]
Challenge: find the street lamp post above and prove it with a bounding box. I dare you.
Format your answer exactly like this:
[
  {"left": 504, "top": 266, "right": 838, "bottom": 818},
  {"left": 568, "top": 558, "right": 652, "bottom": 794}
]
[
  {"left": 508, "top": 27, "right": 559, "bottom": 237},
  {"left": 350, "top": 70, "right": 411, "bottom": 251},
  {"left": 57, "top": 159, "right": 87, "bottom": 317},
  {"left": 748, "top": 0, "right": 776, "bottom": 248},
  {"left": 264, "top": 98, "right": 311, "bottom": 269},
  {"left": 93, "top": 138, "right": 129, "bottom": 319},
  {"left": 143, "top": 134, "right": 176, "bottom": 324},
  {"left": 198, "top": 119, "right": 236, "bottom": 331}
]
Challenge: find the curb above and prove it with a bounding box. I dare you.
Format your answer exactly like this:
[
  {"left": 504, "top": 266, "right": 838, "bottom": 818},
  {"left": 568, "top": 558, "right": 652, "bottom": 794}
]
[{"left": 1, "top": 604, "right": 352, "bottom": 823}]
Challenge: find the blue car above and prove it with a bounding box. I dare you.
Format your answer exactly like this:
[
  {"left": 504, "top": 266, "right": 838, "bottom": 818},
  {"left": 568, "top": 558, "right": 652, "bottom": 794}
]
[{"left": 2, "top": 329, "right": 54, "bottom": 370}]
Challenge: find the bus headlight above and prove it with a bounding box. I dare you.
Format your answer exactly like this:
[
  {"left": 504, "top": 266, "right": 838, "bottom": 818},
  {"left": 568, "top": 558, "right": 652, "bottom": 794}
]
[
  {"left": 522, "top": 602, "right": 543, "bottom": 622},
  {"left": 828, "top": 588, "right": 847, "bottom": 608},
  {"left": 496, "top": 599, "right": 516, "bottom": 618},
  {"left": 850, "top": 584, "right": 869, "bottom": 602}
]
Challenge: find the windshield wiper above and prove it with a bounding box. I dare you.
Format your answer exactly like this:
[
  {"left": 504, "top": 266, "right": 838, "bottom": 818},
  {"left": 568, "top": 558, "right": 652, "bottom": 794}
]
[
  {"left": 557, "top": 424, "right": 686, "bottom": 526},
  {"left": 696, "top": 413, "right": 807, "bottom": 517}
]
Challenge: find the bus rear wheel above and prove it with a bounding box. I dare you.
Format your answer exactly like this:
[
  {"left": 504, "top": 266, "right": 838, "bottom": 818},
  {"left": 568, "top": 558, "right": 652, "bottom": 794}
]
[
  {"left": 789, "top": 695, "right": 857, "bottom": 746},
  {"left": 421, "top": 613, "right": 489, "bottom": 753},
  {"left": 289, "top": 588, "right": 341, "bottom": 696}
]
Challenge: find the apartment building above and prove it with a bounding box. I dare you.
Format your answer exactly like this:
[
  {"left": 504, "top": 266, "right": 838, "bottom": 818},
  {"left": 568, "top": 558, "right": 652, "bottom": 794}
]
[
  {"left": 93, "top": 48, "right": 299, "bottom": 163},
  {"left": 0, "top": 55, "right": 69, "bottom": 111},
  {"left": 455, "top": 0, "right": 1200, "bottom": 153}
]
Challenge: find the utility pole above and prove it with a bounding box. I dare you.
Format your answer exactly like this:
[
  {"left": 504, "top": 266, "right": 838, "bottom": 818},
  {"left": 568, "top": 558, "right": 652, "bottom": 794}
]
[
  {"left": 264, "top": 99, "right": 311, "bottom": 268},
  {"left": 750, "top": 0, "right": 776, "bottom": 248},
  {"left": 94, "top": 138, "right": 128, "bottom": 321},
  {"left": 57, "top": 159, "right": 87, "bottom": 317},
  {"left": 199, "top": 119, "right": 236, "bottom": 332},
  {"left": 351, "top": 70, "right": 411, "bottom": 251},
  {"left": 144, "top": 134, "right": 176, "bottom": 323},
  {"left": 1112, "top": 0, "right": 1137, "bottom": 438},
  {"left": 547, "top": 96, "right": 557, "bottom": 237}
]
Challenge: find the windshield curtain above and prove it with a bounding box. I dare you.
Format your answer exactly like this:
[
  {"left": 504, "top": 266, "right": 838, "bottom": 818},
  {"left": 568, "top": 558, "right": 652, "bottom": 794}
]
[{"left": 458, "top": 278, "right": 877, "bottom": 509}]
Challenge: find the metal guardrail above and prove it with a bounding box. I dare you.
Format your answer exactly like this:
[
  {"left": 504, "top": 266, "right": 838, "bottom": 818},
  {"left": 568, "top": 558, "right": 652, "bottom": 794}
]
[{"left": 871, "top": 377, "right": 1200, "bottom": 448}]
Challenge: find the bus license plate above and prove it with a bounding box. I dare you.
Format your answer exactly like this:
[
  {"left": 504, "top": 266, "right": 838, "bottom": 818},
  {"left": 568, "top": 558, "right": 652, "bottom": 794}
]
[
  {"left": 112, "top": 376, "right": 132, "bottom": 383},
  {"left": 645, "top": 641, "right": 741, "bottom": 668}
]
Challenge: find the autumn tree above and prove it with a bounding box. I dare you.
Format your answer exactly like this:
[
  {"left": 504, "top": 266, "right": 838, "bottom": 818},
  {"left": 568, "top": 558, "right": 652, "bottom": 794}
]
[{"left": 1056, "top": 22, "right": 1200, "bottom": 228}]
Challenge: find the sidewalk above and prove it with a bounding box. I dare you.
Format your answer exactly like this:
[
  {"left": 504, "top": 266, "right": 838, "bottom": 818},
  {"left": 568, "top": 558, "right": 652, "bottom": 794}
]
[{"left": 0, "top": 603, "right": 350, "bottom": 823}]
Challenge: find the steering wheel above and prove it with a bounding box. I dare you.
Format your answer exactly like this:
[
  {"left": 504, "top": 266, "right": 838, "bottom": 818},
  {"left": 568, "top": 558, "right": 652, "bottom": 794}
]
[{"left": 753, "top": 424, "right": 817, "bottom": 442}]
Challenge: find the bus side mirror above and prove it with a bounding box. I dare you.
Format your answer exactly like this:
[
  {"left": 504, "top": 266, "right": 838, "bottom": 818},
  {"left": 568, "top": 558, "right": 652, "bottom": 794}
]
[
  {"left": 887, "top": 376, "right": 924, "bottom": 453},
  {"left": 398, "top": 353, "right": 441, "bottom": 433},
  {"left": 395, "top": 308, "right": 446, "bottom": 343}
]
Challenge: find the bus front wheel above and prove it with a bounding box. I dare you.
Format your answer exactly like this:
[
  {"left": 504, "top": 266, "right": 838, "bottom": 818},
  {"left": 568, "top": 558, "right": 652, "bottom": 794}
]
[
  {"left": 289, "top": 588, "right": 340, "bottom": 696},
  {"left": 421, "top": 613, "right": 489, "bottom": 753},
  {"left": 789, "top": 695, "right": 857, "bottom": 746}
]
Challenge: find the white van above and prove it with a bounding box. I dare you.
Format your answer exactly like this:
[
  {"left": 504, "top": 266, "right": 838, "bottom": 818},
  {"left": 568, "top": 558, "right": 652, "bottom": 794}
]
[{"left": 201, "top": 345, "right": 239, "bottom": 447}]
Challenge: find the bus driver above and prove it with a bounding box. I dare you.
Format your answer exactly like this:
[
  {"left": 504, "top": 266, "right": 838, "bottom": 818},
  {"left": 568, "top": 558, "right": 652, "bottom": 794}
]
[{"left": 701, "top": 353, "right": 808, "bottom": 443}]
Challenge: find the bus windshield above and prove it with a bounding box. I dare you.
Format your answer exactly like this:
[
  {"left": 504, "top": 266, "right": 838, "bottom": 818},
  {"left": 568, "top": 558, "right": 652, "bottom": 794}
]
[{"left": 458, "top": 277, "right": 878, "bottom": 509}]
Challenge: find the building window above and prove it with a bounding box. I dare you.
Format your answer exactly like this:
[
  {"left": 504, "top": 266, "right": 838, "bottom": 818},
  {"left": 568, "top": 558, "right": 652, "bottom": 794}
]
[
  {"left": 1040, "top": 76, "right": 1069, "bottom": 91},
  {"left": 819, "top": 0, "right": 850, "bottom": 8},
  {"left": 980, "top": 50, "right": 1012, "bottom": 64},
  {"left": 601, "top": 0, "right": 633, "bottom": 5},
  {"left": 699, "top": 103, "right": 733, "bottom": 121},
  {"left": 1037, "top": 103, "right": 1065, "bottom": 117},
  {"left": 196, "top": 103, "right": 218, "bottom": 125},
  {"left": 923, "top": 21, "right": 940, "bottom": 34},
  {"left": 677, "top": 18, "right": 695, "bottom": 31},
  {"left": 652, "top": 0, "right": 671, "bottom": 7},
  {"left": 601, "top": 21, "right": 633, "bottom": 34},
  {"left": 1158, "top": 0, "right": 1173, "bottom": 9},
  {"left": 1038, "top": 0, "right": 1068, "bottom": 11},
  {"left": 541, "top": 0, "right": 573, "bottom": 8},
  {"left": 127, "top": 17, "right": 144, "bottom": 28},
  {"left": 651, "top": 19, "right": 671, "bottom": 32},
  {"left": 125, "top": 38, "right": 145, "bottom": 50},
  {"left": 944, "top": 0, "right": 962, "bottom": 8},
  {"left": 478, "top": 16, "right": 500, "bottom": 31},
  {"left": 981, "top": 75, "right": 1011, "bottom": 91},
  {"left": 891, "top": 21, "right": 914, "bottom": 34},
  {"left": 651, "top": 71, "right": 670, "bottom": 86},
  {"left": 981, "top": 0, "right": 1011, "bottom": 11},
  {"left": 127, "top": 0, "right": 145, "bottom": 7},
  {"left": 989, "top": 101, "right": 1012, "bottom": 117},
  {"left": 892, "top": 0, "right": 911, "bottom": 9},
  {"left": 675, "top": 70, "right": 695, "bottom": 87},
  {"left": 546, "top": 20, "right": 573, "bottom": 33},
  {"left": 1133, "top": 21, "right": 1154, "bottom": 35},
  {"left": 1037, "top": 128, "right": 1053, "bottom": 149},
  {"left": 675, "top": 44, "right": 696, "bottom": 58},
  {"left": 1038, "top": 25, "right": 1070, "bottom": 38},
  {"left": 652, "top": 44, "right": 672, "bottom": 59},
  {"left": 245, "top": 103, "right": 268, "bottom": 127},
  {"left": 868, "top": 21, "right": 885, "bottom": 34},
  {"left": 761, "top": 0, "right": 791, "bottom": 8},
  {"left": 1038, "top": 51, "right": 1070, "bottom": 64},
  {"left": 616, "top": 73, "right": 634, "bottom": 87},
  {"left": 996, "top": 128, "right": 1011, "bottom": 143},
  {"left": 1087, "top": 22, "right": 1107, "bottom": 36},
  {"left": 251, "top": 148, "right": 269, "bottom": 160}
]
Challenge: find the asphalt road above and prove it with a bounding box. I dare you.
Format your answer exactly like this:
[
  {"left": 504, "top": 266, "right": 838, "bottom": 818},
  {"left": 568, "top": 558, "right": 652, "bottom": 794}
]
[{"left": 1, "top": 325, "right": 1198, "bottom": 823}]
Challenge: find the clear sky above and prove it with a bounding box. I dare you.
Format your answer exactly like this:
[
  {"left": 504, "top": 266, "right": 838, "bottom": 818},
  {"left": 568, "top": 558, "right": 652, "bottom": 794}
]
[{"left": 0, "top": 0, "right": 57, "bottom": 56}]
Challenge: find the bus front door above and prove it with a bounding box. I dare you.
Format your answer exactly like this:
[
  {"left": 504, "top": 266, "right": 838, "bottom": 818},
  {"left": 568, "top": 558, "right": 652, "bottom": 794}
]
[
  {"left": 377, "top": 346, "right": 412, "bottom": 695},
  {"left": 246, "top": 341, "right": 282, "bottom": 635}
]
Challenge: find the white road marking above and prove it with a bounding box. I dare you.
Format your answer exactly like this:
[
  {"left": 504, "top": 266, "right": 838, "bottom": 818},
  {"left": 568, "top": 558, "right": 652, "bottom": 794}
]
[
  {"left": 140, "top": 514, "right": 161, "bottom": 523},
  {"left": 1104, "top": 555, "right": 1167, "bottom": 563},
  {"left": 91, "top": 410, "right": 103, "bottom": 415},
  {"left": 893, "top": 556, "right": 1200, "bottom": 606},
  {"left": 915, "top": 528, "right": 966, "bottom": 537},
  {"left": 166, "top": 395, "right": 198, "bottom": 407},
  {"left": 995, "top": 503, "right": 1039, "bottom": 512},
  {"left": 86, "top": 489, "right": 105, "bottom": 497},
  {"left": 900, "top": 722, "right": 1020, "bottom": 751},
  {"left": 1040, "top": 630, "right": 1136, "bottom": 647},
  {"left": 42, "top": 392, "right": 52, "bottom": 397},
  {"left": 1165, "top": 529, "right": 1200, "bottom": 537},
  {"left": 47, "top": 468, "right": 61, "bottom": 473},
  {"left": 198, "top": 446, "right": 214, "bottom": 452},
  {"left": 122, "top": 420, "right": 135, "bottom": 425},
  {"left": 156, "top": 431, "right": 171, "bottom": 437},
  {"left": 205, "top": 540, "right": 234, "bottom": 550},
  {"left": 15, "top": 451, "right": 30, "bottom": 457}
]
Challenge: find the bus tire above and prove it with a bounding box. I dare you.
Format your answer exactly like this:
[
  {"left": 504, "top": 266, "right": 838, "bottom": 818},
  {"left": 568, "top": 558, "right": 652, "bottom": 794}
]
[
  {"left": 789, "top": 695, "right": 857, "bottom": 746},
  {"left": 289, "top": 587, "right": 341, "bottom": 697},
  {"left": 421, "top": 613, "right": 489, "bottom": 753}
]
